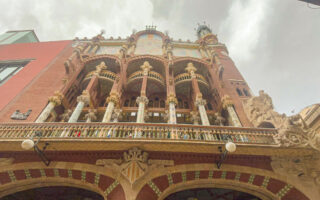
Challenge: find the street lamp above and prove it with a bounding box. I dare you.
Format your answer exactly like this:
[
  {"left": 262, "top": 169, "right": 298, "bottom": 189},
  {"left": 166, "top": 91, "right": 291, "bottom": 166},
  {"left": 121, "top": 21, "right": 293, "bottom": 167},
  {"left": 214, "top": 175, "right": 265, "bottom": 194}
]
[
  {"left": 216, "top": 141, "right": 236, "bottom": 169},
  {"left": 21, "top": 131, "right": 51, "bottom": 166}
]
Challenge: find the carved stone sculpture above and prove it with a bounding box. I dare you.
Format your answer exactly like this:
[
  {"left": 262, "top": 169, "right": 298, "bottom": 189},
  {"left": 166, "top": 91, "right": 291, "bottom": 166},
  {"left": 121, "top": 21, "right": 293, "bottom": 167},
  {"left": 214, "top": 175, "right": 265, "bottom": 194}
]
[
  {"left": 243, "top": 90, "right": 320, "bottom": 151},
  {"left": 96, "top": 147, "right": 174, "bottom": 185}
]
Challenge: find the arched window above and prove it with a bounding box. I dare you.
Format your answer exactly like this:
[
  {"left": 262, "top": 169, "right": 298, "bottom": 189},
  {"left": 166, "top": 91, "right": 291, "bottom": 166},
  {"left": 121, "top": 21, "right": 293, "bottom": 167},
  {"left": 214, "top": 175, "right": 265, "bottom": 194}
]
[
  {"left": 236, "top": 88, "right": 243, "bottom": 96},
  {"left": 160, "top": 100, "right": 165, "bottom": 108},
  {"left": 243, "top": 88, "right": 250, "bottom": 96},
  {"left": 130, "top": 96, "right": 136, "bottom": 107},
  {"left": 154, "top": 97, "right": 159, "bottom": 107},
  {"left": 124, "top": 99, "right": 129, "bottom": 107},
  {"left": 148, "top": 100, "right": 153, "bottom": 107},
  {"left": 184, "top": 101, "right": 189, "bottom": 109},
  {"left": 178, "top": 99, "right": 183, "bottom": 108},
  {"left": 207, "top": 103, "right": 213, "bottom": 110}
]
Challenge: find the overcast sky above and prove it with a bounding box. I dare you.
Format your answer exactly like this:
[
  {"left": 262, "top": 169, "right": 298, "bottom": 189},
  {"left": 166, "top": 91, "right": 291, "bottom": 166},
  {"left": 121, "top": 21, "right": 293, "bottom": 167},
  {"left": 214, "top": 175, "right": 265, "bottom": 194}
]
[{"left": 0, "top": 0, "right": 319, "bottom": 115}]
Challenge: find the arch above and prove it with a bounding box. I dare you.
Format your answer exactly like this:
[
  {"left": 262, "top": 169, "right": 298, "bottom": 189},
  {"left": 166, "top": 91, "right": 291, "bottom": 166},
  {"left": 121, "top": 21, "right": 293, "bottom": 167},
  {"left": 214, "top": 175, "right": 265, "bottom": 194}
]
[
  {"left": 83, "top": 54, "right": 121, "bottom": 73},
  {"left": 258, "top": 121, "right": 275, "bottom": 128},
  {"left": 159, "top": 179, "right": 276, "bottom": 200},
  {"left": 135, "top": 164, "right": 310, "bottom": 200},
  {"left": 132, "top": 30, "right": 168, "bottom": 43},
  {"left": 127, "top": 55, "right": 167, "bottom": 77},
  {"left": 0, "top": 168, "right": 125, "bottom": 200},
  {"left": 0, "top": 178, "right": 105, "bottom": 199},
  {"left": 172, "top": 57, "right": 210, "bottom": 67},
  {"left": 0, "top": 162, "right": 127, "bottom": 200}
]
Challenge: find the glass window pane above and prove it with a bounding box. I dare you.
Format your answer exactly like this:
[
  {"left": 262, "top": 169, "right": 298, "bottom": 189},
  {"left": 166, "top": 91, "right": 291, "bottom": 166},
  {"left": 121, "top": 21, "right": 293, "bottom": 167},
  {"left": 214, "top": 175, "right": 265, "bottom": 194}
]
[{"left": 0, "top": 67, "right": 18, "bottom": 81}]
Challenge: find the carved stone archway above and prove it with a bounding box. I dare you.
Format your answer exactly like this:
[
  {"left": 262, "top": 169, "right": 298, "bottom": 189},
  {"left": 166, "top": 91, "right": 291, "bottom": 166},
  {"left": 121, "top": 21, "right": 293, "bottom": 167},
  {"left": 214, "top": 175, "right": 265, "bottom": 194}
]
[
  {"left": 0, "top": 162, "right": 126, "bottom": 200},
  {"left": 133, "top": 163, "right": 311, "bottom": 200}
]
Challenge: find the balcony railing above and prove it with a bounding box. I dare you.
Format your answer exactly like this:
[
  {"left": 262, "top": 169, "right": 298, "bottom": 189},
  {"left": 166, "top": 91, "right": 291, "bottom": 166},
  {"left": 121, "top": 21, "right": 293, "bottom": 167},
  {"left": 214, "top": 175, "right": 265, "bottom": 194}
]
[
  {"left": 174, "top": 73, "right": 209, "bottom": 87},
  {"left": 127, "top": 71, "right": 165, "bottom": 86},
  {"left": 84, "top": 70, "right": 117, "bottom": 82},
  {"left": 0, "top": 123, "right": 278, "bottom": 146}
]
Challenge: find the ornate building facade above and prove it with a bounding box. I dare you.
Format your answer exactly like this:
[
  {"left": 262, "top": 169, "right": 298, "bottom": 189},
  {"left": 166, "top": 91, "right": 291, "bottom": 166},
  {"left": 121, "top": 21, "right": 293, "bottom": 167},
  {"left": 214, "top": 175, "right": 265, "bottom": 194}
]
[{"left": 0, "top": 26, "right": 319, "bottom": 200}]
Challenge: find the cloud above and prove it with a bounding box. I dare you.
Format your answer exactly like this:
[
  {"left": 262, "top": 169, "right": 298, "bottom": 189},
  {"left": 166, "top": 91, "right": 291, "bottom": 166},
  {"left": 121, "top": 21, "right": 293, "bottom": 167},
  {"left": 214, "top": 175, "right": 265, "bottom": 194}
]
[
  {"left": 219, "top": 0, "right": 273, "bottom": 62},
  {"left": 0, "top": 0, "right": 319, "bottom": 115}
]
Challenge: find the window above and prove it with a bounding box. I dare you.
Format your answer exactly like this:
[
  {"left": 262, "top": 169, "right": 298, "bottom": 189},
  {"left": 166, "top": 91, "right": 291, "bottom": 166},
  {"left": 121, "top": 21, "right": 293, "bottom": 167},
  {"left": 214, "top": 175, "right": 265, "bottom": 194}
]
[
  {"left": 0, "top": 61, "right": 29, "bottom": 85},
  {"left": 236, "top": 88, "right": 243, "bottom": 96},
  {"left": 243, "top": 88, "right": 250, "bottom": 96}
]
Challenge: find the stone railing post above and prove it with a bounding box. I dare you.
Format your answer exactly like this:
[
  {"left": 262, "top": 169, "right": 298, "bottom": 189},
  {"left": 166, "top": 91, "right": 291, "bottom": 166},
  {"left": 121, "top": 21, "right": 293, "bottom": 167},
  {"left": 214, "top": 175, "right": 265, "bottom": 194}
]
[
  {"left": 35, "top": 91, "right": 64, "bottom": 123},
  {"left": 68, "top": 91, "right": 90, "bottom": 123}
]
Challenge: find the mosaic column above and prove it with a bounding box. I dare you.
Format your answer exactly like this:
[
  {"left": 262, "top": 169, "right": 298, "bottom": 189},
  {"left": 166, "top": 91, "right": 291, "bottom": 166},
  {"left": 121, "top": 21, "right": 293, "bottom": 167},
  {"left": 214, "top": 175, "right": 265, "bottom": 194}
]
[
  {"left": 166, "top": 94, "right": 178, "bottom": 124},
  {"left": 68, "top": 91, "right": 90, "bottom": 123},
  {"left": 35, "top": 92, "right": 64, "bottom": 123},
  {"left": 195, "top": 97, "right": 210, "bottom": 126},
  {"left": 136, "top": 96, "right": 149, "bottom": 123},
  {"left": 222, "top": 95, "right": 242, "bottom": 127},
  {"left": 102, "top": 93, "right": 119, "bottom": 123}
]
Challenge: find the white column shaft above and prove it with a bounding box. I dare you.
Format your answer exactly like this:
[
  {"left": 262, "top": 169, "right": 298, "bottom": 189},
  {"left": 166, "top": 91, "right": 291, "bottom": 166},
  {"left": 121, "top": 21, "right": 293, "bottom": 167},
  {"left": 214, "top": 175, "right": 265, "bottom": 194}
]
[
  {"left": 227, "top": 106, "right": 242, "bottom": 127},
  {"left": 68, "top": 101, "right": 85, "bottom": 123},
  {"left": 102, "top": 101, "right": 115, "bottom": 122},
  {"left": 198, "top": 105, "right": 210, "bottom": 126},
  {"left": 35, "top": 102, "right": 55, "bottom": 123},
  {"left": 168, "top": 102, "right": 177, "bottom": 124},
  {"left": 136, "top": 102, "right": 145, "bottom": 123}
]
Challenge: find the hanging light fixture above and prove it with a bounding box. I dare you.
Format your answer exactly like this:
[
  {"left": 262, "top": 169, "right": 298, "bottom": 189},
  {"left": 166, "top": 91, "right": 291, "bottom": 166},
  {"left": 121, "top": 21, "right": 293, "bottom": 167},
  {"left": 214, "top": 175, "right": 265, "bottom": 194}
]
[
  {"left": 216, "top": 141, "right": 236, "bottom": 169},
  {"left": 21, "top": 131, "right": 51, "bottom": 166}
]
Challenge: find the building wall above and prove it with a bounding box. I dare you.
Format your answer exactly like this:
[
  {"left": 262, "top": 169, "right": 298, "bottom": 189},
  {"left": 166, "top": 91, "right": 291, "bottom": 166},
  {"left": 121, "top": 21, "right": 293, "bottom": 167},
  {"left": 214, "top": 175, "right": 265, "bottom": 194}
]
[{"left": 0, "top": 41, "right": 72, "bottom": 122}]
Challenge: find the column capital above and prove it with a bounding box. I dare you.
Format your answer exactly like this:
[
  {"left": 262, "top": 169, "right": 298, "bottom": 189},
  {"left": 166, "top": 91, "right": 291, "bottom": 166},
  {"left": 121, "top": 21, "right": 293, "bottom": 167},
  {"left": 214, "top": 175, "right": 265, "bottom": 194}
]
[
  {"left": 185, "top": 62, "right": 197, "bottom": 77},
  {"left": 77, "top": 90, "right": 90, "bottom": 105},
  {"left": 106, "top": 92, "right": 120, "bottom": 105},
  {"left": 48, "top": 91, "right": 64, "bottom": 106},
  {"left": 140, "top": 61, "right": 152, "bottom": 75},
  {"left": 166, "top": 93, "right": 178, "bottom": 105},
  {"left": 222, "top": 95, "right": 234, "bottom": 109},
  {"left": 136, "top": 96, "right": 149, "bottom": 105},
  {"left": 195, "top": 97, "right": 207, "bottom": 106}
]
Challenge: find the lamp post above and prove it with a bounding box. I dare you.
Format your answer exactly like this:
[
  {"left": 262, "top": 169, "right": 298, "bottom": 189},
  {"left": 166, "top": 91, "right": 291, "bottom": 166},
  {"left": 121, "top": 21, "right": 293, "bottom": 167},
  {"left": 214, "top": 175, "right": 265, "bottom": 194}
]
[
  {"left": 216, "top": 141, "right": 236, "bottom": 169},
  {"left": 21, "top": 131, "right": 51, "bottom": 166}
]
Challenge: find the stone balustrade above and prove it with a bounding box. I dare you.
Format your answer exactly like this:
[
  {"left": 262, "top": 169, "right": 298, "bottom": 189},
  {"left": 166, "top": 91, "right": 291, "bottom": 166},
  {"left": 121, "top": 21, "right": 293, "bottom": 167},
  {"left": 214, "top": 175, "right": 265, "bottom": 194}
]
[
  {"left": 84, "top": 70, "right": 117, "bottom": 81},
  {"left": 127, "top": 70, "right": 165, "bottom": 85},
  {"left": 174, "top": 73, "right": 209, "bottom": 87},
  {"left": 0, "top": 123, "right": 277, "bottom": 145}
]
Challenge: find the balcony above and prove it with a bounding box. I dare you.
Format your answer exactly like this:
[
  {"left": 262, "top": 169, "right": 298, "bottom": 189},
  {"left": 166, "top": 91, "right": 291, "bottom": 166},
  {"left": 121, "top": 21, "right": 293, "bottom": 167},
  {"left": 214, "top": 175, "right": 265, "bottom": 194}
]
[
  {"left": 0, "top": 122, "right": 278, "bottom": 151},
  {"left": 127, "top": 70, "right": 165, "bottom": 86},
  {"left": 83, "top": 70, "right": 117, "bottom": 82},
  {"left": 174, "top": 73, "right": 209, "bottom": 87}
]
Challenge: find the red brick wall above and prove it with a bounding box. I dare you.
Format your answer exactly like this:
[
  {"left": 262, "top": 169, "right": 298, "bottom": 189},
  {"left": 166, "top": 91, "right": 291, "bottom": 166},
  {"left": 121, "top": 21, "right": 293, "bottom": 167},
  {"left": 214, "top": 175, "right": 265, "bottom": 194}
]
[{"left": 0, "top": 41, "right": 72, "bottom": 122}]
